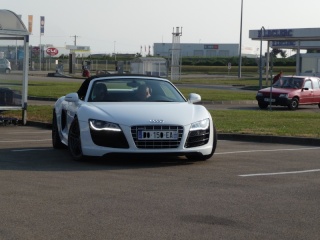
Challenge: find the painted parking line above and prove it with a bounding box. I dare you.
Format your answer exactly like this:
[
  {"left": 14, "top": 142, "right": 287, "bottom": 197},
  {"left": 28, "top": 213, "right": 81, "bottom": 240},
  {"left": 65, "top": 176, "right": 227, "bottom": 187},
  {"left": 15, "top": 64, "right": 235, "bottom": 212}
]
[
  {"left": 11, "top": 148, "right": 52, "bottom": 152},
  {"left": 0, "top": 139, "right": 51, "bottom": 143},
  {"left": 215, "top": 147, "right": 320, "bottom": 155},
  {"left": 239, "top": 169, "right": 320, "bottom": 177}
]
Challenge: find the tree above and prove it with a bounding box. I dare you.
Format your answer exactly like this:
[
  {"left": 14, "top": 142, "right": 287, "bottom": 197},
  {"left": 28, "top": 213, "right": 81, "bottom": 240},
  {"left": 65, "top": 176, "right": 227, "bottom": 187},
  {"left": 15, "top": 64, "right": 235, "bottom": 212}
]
[{"left": 271, "top": 48, "right": 287, "bottom": 58}]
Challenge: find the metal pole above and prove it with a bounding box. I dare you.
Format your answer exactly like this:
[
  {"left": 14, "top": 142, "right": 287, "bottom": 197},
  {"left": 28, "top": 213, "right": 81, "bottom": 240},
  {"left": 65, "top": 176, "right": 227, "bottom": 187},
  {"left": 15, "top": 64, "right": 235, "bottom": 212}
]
[
  {"left": 114, "top": 41, "right": 116, "bottom": 61},
  {"left": 39, "top": 35, "right": 42, "bottom": 71},
  {"left": 259, "top": 26, "right": 265, "bottom": 89},
  {"left": 238, "top": 0, "right": 243, "bottom": 78}
]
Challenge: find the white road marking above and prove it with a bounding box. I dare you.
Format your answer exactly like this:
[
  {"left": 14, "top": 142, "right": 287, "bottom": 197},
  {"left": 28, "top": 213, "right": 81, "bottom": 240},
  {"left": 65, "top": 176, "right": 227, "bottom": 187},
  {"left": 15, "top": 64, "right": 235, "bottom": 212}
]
[
  {"left": 215, "top": 147, "right": 320, "bottom": 155},
  {"left": 12, "top": 148, "right": 52, "bottom": 152},
  {"left": 0, "top": 139, "right": 51, "bottom": 143},
  {"left": 239, "top": 169, "right": 320, "bottom": 177}
]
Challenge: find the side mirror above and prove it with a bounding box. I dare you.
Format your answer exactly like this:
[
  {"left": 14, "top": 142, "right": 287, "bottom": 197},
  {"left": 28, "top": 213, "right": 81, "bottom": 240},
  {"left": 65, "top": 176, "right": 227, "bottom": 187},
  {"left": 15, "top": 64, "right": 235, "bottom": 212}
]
[
  {"left": 188, "top": 93, "right": 201, "bottom": 103},
  {"left": 65, "top": 93, "right": 79, "bottom": 102}
]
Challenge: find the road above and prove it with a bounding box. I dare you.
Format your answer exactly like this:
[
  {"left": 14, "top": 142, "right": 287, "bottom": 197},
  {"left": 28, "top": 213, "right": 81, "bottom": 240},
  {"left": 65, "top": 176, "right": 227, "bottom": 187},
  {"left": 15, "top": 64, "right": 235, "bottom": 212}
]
[{"left": 0, "top": 126, "right": 319, "bottom": 240}]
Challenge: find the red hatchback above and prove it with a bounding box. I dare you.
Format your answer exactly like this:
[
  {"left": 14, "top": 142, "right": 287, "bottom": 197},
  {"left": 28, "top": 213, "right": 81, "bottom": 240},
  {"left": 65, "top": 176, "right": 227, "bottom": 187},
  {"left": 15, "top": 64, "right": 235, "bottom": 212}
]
[{"left": 256, "top": 76, "right": 320, "bottom": 110}]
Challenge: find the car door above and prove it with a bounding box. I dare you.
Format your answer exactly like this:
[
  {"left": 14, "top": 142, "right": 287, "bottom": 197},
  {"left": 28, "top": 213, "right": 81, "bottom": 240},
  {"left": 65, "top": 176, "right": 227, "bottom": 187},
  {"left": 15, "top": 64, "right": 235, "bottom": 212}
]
[
  {"left": 311, "top": 78, "right": 320, "bottom": 103},
  {"left": 300, "top": 79, "right": 314, "bottom": 104}
]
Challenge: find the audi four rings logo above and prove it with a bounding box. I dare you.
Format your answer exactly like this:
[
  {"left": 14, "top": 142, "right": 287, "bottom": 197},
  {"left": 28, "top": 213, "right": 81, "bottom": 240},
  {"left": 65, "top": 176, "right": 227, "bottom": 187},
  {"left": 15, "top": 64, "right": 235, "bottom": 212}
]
[{"left": 149, "top": 119, "right": 164, "bottom": 123}]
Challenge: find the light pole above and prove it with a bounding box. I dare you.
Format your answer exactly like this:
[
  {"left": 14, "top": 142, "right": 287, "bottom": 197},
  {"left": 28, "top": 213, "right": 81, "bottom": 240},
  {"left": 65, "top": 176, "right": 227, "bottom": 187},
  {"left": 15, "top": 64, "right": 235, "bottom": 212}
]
[
  {"left": 259, "top": 26, "right": 265, "bottom": 89},
  {"left": 114, "top": 41, "right": 116, "bottom": 61},
  {"left": 238, "top": 0, "right": 243, "bottom": 78}
]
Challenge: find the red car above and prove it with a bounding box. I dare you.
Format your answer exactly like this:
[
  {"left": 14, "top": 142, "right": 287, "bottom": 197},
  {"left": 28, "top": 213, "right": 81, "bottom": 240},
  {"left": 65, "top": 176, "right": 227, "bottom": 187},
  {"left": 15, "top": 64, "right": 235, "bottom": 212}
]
[{"left": 256, "top": 76, "right": 320, "bottom": 110}]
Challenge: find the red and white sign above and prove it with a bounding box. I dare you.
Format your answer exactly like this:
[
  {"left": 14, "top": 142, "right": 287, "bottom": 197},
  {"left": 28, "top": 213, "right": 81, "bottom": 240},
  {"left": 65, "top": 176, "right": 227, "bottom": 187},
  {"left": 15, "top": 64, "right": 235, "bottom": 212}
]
[{"left": 46, "top": 47, "right": 59, "bottom": 56}]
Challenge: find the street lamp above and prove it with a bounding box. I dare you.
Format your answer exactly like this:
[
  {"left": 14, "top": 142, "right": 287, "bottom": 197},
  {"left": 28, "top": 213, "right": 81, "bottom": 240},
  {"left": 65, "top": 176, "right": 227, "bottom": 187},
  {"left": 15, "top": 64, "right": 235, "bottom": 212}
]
[
  {"left": 238, "top": 0, "right": 243, "bottom": 78},
  {"left": 259, "top": 26, "right": 265, "bottom": 89},
  {"left": 114, "top": 41, "right": 116, "bottom": 61}
]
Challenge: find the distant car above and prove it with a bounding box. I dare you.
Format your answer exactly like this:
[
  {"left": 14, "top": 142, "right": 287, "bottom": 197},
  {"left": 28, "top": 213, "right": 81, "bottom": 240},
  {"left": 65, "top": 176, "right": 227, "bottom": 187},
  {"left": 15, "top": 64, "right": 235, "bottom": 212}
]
[
  {"left": 52, "top": 74, "right": 217, "bottom": 161},
  {"left": 0, "top": 58, "right": 11, "bottom": 74},
  {"left": 256, "top": 75, "right": 320, "bottom": 110}
]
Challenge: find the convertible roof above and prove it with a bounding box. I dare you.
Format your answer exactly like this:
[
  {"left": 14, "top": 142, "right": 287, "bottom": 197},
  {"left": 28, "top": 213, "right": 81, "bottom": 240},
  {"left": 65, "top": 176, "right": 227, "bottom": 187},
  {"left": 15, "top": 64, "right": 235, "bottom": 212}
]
[{"left": 77, "top": 74, "right": 164, "bottom": 99}]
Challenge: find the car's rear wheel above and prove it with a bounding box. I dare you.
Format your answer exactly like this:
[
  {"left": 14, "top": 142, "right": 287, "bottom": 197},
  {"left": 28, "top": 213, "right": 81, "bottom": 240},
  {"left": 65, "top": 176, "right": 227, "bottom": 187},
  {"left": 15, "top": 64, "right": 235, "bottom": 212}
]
[
  {"left": 68, "top": 117, "right": 86, "bottom": 161},
  {"left": 258, "top": 101, "right": 268, "bottom": 109},
  {"left": 187, "top": 125, "right": 217, "bottom": 161},
  {"left": 52, "top": 110, "right": 65, "bottom": 149},
  {"left": 318, "top": 103, "right": 320, "bottom": 108},
  {"left": 288, "top": 97, "right": 299, "bottom": 110},
  {"left": 5, "top": 68, "right": 10, "bottom": 74}
]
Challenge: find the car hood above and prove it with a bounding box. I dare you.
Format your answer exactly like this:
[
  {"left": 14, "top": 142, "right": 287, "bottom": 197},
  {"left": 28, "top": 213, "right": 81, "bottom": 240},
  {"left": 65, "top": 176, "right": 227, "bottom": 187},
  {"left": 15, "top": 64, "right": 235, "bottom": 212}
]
[
  {"left": 84, "top": 102, "right": 209, "bottom": 126},
  {"left": 258, "top": 87, "right": 299, "bottom": 94}
]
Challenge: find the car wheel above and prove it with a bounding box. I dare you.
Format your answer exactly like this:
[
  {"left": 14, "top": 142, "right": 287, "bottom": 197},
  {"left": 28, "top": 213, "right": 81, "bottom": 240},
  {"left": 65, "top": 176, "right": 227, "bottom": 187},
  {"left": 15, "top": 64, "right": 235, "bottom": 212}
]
[
  {"left": 5, "top": 68, "right": 10, "bottom": 74},
  {"left": 288, "top": 97, "right": 299, "bottom": 110},
  {"left": 187, "top": 125, "right": 217, "bottom": 161},
  {"left": 318, "top": 103, "right": 320, "bottom": 108},
  {"left": 52, "top": 110, "right": 65, "bottom": 149},
  {"left": 258, "top": 101, "right": 268, "bottom": 109},
  {"left": 68, "top": 117, "right": 86, "bottom": 161}
]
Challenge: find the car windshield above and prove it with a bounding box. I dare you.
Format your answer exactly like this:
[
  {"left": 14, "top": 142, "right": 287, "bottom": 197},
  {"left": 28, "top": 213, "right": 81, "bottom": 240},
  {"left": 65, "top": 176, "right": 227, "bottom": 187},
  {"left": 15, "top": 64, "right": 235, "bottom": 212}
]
[
  {"left": 86, "top": 77, "right": 186, "bottom": 103},
  {"left": 273, "top": 77, "right": 303, "bottom": 89}
]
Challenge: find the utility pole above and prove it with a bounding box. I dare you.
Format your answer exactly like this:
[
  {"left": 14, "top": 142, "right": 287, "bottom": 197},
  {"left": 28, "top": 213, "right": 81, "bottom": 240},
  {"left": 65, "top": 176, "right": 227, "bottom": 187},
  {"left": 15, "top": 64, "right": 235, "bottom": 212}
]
[{"left": 70, "top": 35, "right": 80, "bottom": 46}]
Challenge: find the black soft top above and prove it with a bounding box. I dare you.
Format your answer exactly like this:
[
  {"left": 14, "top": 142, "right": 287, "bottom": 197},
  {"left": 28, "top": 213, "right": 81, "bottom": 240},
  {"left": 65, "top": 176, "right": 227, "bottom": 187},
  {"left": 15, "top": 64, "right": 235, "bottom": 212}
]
[{"left": 76, "top": 74, "right": 162, "bottom": 100}]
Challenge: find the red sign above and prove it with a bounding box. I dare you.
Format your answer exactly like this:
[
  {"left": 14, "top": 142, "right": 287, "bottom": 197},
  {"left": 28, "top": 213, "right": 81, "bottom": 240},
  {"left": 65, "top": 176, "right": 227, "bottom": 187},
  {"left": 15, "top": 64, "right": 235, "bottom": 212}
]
[
  {"left": 46, "top": 47, "right": 59, "bottom": 56},
  {"left": 32, "top": 47, "right": 40, "bottom": 53}
]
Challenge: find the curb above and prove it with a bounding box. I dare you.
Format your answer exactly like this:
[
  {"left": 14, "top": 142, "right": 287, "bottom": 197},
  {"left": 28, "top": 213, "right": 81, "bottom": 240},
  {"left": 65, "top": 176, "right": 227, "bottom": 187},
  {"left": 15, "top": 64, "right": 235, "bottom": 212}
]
[{"left": 218, "top": 133, "right": 320, "bottom": 147}]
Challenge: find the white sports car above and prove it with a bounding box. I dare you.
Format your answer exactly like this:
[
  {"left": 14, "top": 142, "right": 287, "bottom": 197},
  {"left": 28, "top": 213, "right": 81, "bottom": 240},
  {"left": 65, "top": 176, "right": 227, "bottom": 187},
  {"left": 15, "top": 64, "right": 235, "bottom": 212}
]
[{"left": 52, "top": 74, "right": 217, "bottom": 161}]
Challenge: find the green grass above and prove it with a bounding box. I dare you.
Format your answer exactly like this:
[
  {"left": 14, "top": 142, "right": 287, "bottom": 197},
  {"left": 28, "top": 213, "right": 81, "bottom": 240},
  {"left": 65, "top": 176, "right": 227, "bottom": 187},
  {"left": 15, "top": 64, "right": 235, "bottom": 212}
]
[{"left": 26, "top": 79, "right": 258, "bottom": 101}]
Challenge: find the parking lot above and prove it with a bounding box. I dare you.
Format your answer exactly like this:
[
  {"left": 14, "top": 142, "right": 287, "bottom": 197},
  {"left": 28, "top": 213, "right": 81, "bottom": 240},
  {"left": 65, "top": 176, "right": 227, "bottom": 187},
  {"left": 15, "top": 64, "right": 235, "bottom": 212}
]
[{"left": 1, "top": 125, "right": 320, "bottom": 240}]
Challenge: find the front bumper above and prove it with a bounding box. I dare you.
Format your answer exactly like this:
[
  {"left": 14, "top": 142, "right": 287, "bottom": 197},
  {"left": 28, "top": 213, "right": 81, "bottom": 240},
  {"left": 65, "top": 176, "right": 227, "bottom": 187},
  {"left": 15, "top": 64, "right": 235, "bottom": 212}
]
[{"left": 256, "top": 96, "right": 291, "bottom": 106}]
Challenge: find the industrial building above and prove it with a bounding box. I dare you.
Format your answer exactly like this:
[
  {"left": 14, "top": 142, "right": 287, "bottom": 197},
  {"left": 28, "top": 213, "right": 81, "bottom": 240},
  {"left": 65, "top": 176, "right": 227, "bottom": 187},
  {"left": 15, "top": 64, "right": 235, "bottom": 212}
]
[{"left": 153, "top": 43, "right": 257, "bottom": 58}]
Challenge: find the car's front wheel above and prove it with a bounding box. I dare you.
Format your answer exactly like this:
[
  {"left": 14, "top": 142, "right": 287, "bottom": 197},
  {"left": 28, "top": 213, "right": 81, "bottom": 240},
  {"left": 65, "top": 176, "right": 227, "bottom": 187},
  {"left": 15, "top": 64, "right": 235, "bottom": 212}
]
[
  {"left": 258, "top": 101, "right": 268, "bottom": 109},
  {"left": 5, "top": 68, "right": 10, "bottom": 74},
  {"left": 68, "top": 117, "right": 86, "bottom": 161},
  {"left": 288, "top": 97, "right": 299, "bottom": 110}
]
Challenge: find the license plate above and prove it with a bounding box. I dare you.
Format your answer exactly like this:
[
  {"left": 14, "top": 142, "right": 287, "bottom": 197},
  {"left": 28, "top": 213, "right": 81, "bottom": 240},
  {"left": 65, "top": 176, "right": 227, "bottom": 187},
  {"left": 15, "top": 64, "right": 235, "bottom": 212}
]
[
  {"left": 264, "top": 98, "right": 275, "bottom": 102},
  {"left": 138, "top": 130, "right": 178, "bottom": 140}
]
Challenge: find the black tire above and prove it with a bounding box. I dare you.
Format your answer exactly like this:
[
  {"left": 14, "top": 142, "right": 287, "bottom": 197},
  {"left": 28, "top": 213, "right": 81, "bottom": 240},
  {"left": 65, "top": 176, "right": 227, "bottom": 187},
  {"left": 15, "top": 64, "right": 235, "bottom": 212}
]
[
  {"left": 68, "top": 117, "right": 86, "bottom": 161},
  {"left": 187, "top": 125, "right": 217, "bottom": 161},
  {"left": 318, "top": 103, "right": 320, "bottom": 108},
  {"left": 52, "top": 110, "right": 65, "bottom": 149},
  {"left": 288, "top": 97, "right": 299, "bottom": 110},
  {"left": 5, "top": 68, "right": 10, "bottom": 74},
  {"left": 258, "top": 101, "right": 268, "bottom": 109}
]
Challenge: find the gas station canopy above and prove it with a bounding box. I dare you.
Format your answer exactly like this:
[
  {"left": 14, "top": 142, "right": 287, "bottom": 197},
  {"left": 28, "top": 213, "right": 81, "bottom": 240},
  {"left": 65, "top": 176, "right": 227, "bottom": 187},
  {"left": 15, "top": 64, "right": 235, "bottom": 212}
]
[
  {"left": 249, "top": 27, "right": 320, "bottom": 76},
  {"left": 249, "top": 27, "right": 320, "bottom": 49}
]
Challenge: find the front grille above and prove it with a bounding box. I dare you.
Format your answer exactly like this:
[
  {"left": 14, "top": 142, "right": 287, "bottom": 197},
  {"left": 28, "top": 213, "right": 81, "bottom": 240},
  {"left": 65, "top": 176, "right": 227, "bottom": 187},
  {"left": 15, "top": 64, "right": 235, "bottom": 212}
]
[{"left": 131, "top": 125, "right": 183, "bottom": 149}]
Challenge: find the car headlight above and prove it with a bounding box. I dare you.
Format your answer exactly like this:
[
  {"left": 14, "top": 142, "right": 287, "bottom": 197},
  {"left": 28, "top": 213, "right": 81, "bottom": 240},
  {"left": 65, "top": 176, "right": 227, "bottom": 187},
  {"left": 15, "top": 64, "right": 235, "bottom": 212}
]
[
  {"left": 256, "top": 92, "right": 263, "bottom": 97},
  {"left": 279, "top": 93, "right": 288, "bottom": 98},
  {"left": 89, "top": 119, "right": 121, "bottom": 132},
  {"left": 190, "top": 118, "right": 209, "bottom": 131}
]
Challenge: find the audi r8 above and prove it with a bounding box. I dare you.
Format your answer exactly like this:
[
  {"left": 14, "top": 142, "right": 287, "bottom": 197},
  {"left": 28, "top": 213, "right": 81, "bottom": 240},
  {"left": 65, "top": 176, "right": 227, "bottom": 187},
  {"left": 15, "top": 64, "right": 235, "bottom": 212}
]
[{"left": 52, "top": 74, "right": 217, "bottom": 161}]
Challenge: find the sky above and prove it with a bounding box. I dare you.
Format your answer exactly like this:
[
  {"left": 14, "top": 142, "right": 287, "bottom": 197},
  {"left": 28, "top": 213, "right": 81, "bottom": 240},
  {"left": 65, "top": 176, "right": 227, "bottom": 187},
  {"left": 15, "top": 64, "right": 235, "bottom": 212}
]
[{"left": 2, "top": 0, "right": 320, "bottom": 55}]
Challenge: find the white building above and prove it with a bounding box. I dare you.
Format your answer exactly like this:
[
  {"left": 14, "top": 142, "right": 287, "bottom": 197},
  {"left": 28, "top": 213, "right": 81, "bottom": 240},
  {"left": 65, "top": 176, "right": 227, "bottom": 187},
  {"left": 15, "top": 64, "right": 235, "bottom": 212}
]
[{"left": 153, "top": 43, "right": 257, "bottom": 58}]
